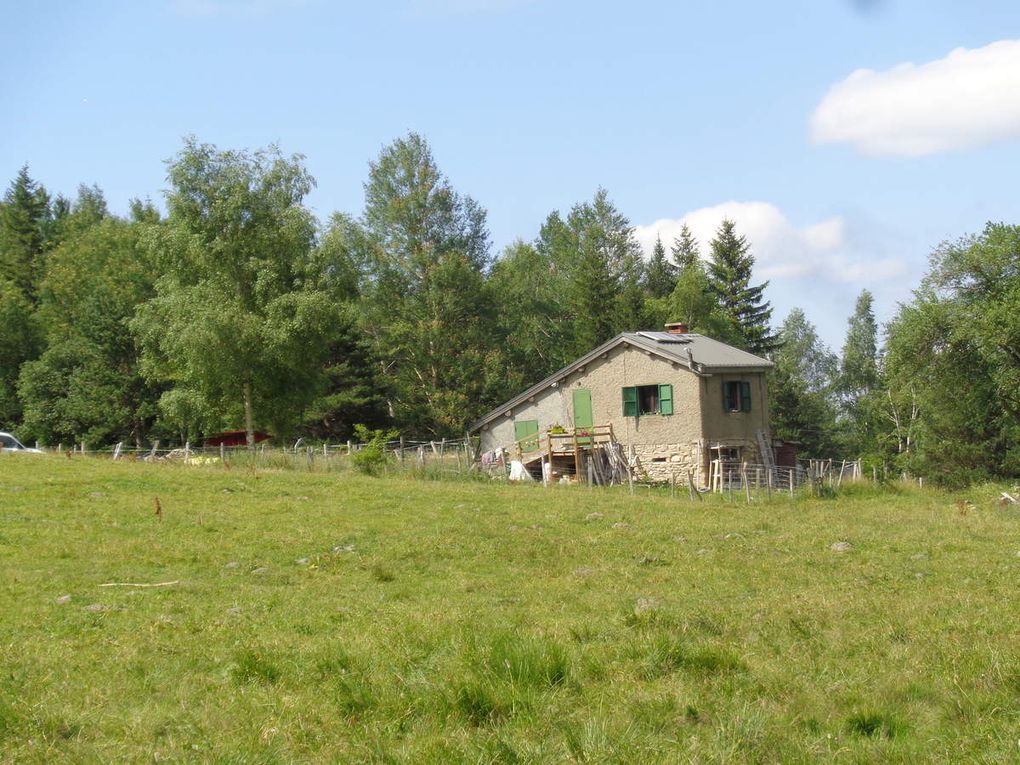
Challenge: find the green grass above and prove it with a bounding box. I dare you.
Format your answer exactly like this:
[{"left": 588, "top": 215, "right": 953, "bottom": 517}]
[{"left": 1, "top": 457, "right": 1020, "bottom": 762}]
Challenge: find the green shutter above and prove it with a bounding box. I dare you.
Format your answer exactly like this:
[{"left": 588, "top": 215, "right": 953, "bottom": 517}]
[
  {"left": 622, "top": 386, "right": 638, "bottom": 417},
  {"left": 722, "top": 381, "right": 730, "bottom": 411},
  {"left": 514, "top": 419, "right": 540, "bottom": 451},
  {"left": 741, "top": 381, "right": 752, "bottom": 412},
  {"left": 658, "top": 384, "right": 673, "bottom": 415}
]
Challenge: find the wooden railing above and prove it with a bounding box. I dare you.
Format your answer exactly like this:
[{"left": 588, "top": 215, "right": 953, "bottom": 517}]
[{"left": 513, "top": 425, "right": 616, "bottom": 465}]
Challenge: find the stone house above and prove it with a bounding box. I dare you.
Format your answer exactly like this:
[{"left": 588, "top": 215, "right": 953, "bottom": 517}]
[{"left": 470, "top": 324, "right": 774, "bottom": 486}]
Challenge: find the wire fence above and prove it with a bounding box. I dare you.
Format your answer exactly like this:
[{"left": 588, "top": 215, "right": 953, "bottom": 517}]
[
  {"left": 31, "top": 436, "right": 482, "bottom": 479},
  {"left": 28, "top": 437, "right": 868, "bottom": 497}
]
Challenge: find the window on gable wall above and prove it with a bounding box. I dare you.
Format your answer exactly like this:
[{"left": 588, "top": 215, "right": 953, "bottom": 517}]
[
  {"left": 622, "top": 384, "right": 673, "bottom": 416},
  {"left": 723, "top": 380, "right": 752, "bottom": 412}
]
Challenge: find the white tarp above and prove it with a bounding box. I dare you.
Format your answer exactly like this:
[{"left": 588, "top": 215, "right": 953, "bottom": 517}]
[{"left": 508, "top": 460, "right": 533, "bottom": 481}]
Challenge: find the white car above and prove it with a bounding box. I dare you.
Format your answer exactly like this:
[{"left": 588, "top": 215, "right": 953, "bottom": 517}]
[{"left": 0, "top": 432, "right": 44, "bottom": 453}]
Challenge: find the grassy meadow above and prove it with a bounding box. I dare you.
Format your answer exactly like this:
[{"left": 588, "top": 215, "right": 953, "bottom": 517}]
[{"left": 1, "top": 456, "right": 1019, "bottom": 763}]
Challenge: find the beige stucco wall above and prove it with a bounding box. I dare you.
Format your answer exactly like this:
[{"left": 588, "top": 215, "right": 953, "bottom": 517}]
[{"left": 478, "top": 343, "right": 770, "bottom": 486}]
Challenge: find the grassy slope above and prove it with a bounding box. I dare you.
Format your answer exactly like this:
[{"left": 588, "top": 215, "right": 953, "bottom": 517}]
[{"left": 1, "top": 457, "right": 1019, "bottom": 763}]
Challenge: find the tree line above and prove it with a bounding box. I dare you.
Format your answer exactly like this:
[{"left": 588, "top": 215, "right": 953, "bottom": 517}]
[{"left": 0, "top": 133, "right": 1014, "bottom": 485}]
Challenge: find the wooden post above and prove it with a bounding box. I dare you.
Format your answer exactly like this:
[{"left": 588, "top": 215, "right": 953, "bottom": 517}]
[
  {"left": 220, "top": 443, "right": 226, "bottom": 462},
  {"left": 307, "top": 446, "right": 314, "bottom": 469},
  {"left": 628, "top": 445, "right": 635, "bottom": 495},
  {"left": 742, "top": 461, "right": 751, "bottom": 503},
  {"left": 149, "top": 440, "right": 159, "bottom": 459},
  {"left": 671, "top": 472, "right": 676, "bottom": 498},
  {"left": 541, "top": 455, "right": 548, "bottom": 487},
  {"left": 789, "top": 468, "right": 795, "bottom": 498},
  {"left": 440, "top": 438, "right": 446, "bottom": 460},
  {"left": 399, "top": 436, "right": 405, "bottom": 465},
  {"left": 113, "top": 442, "right": 123, "bottom": 460},
  {"left": 184, "top": 441, "right": 191, "bottom": 461},
  {"left": 687, "top": 469, "right": 701, "bottom": 501}
]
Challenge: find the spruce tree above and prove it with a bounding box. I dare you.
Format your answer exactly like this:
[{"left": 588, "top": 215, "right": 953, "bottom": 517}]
[
  {"left": 839, "top": 290, "right": 879, "bottom": 404},
  {"left": 541, "top": 188, "right": 644, "bottom": 357},
  {"left": 670, "top": 223, "right": 699, "bottom": 271},
  {"left": 0, "top": 166, "right": 51, "bottom": 302},
  {"left": 706, "top": 218, "right": 778, "bottom": 355},
  {"left": 643, "top": 234, "right": 677, "bottom": 298}
]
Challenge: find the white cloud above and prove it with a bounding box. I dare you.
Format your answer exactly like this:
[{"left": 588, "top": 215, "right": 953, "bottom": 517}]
[
  {"left": 634, "top": 200, "right": 907, "bottom": 285},
  {"left": 810, "top": 39, "right": 1020, "bottom": 156}
]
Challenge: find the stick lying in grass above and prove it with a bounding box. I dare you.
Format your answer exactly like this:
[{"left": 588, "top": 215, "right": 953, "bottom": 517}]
[{"left": 98, "top": 581, "right": 180, "bottom": 588}]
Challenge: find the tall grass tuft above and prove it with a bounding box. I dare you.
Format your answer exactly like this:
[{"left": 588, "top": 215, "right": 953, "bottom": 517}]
[
  {"left": 846, "top": 710, "right": 904, "bottom": 739},
  {"left": 231, "top": 649, "right": 282, "bottom": 685},
  {"left": 640, "top": 635, "right": 746, "bottom": 679},
  {"left": 482, "top": 633, "right": 570, "bottom": 689}
]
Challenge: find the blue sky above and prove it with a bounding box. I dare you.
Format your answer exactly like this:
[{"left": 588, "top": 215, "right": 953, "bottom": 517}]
[{"left": 3, "top": 0, "right": 1020, "bottom": 348}]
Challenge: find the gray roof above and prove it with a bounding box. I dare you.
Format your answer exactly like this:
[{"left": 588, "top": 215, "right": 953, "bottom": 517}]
[
  {"left": 469, "top": 331, "right": 772, "bottom": 432},
  {"left": 626, "top": 331, "right": 775, "bottom": 369}
]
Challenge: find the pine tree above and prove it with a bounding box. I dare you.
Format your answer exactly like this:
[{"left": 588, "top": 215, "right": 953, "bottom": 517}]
[
  {"left": 706, "top": 218, "right": 778, "bottom": 355},
  {"left": 643, "top": 234, "right": 677, "bottom": 298},
  {"left": 670, "top": 223, "right": 699, "bottom": 271}
]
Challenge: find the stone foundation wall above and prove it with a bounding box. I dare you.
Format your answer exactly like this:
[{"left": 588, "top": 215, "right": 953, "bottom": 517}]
[
  {"left": 631, "top": 438, "right": 765, "bottom": 485},
  {"left": 632, "top": 442, "right": 702, "bottom": 483}
]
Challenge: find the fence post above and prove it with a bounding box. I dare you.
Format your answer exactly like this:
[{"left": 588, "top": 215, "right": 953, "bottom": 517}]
[
  {"left": 149, "top": 440, "right": 159, "bottom": 459},
  {"left": 628, "top": 445, "right": 635, "bottom": 495},
  {"left": 113, "top": 442, "right": 123, "bottom": 460},
  {"left": 789, "top": 469, "right": 795, "bottom": 498}
]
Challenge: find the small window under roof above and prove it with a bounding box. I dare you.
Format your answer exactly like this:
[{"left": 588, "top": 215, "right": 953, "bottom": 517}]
[{"left": 637, "top": 331, "right": 692, "bottom": 344}]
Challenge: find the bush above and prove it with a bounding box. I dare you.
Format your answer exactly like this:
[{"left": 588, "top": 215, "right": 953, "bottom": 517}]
[{"left": 350, "top": 424, "right": 399, "bottom": 476}]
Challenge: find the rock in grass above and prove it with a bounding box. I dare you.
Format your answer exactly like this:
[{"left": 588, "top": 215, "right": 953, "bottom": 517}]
[
  {"left": 55, "top": 594, "right": 72, "bottom": 605},
  {"left": 333, "top": 544, "right": 356, "bottom": 554},
  {"left": 634, "top": 596, "right": 658, "bottom": 614},
  {"left": 585, "top": 512, "right": 604, "bottom": 522},
  {"left": 613, "top": 522, "right": 630, "bottom": 529},
  {"left": 831, "top": 541, "right": 852, "bottom": 553},
  {"left": 250, "top": 566, "right": 269, "bottom": 575},
  {"left": 224, "top": 561, "right": 240, "bottom": 569}
]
